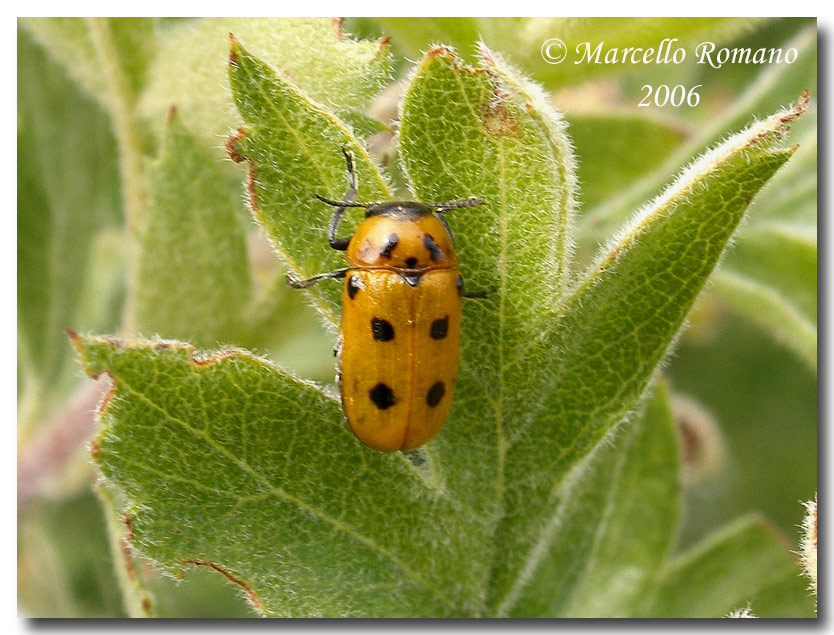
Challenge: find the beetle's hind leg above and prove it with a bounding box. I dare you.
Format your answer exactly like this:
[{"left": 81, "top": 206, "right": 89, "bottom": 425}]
[{"left": 286, "top": 267, "right": 351, "bottom": 288}]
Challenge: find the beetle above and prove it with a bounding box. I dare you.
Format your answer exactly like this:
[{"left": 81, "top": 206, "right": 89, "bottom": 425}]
[{"left": 287, "top": 148, "right": 484, "bottom": 452}]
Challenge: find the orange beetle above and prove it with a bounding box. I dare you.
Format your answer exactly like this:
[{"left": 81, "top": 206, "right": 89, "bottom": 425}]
[{"left": 288, "top": 149, "right": 484, "bottom": 451}]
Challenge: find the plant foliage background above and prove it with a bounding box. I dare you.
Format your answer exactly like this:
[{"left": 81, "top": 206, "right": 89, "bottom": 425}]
[{"left": 17, "top": 17, "right": 816, "bottom": 617}]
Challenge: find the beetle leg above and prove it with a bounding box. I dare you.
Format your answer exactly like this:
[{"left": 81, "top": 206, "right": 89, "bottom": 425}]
[
  {"left": 462, "top": 290, "right": 494, "bottom": 299},
  {"left": 286, "top": 268, "right": 351, "bottom": 288}
]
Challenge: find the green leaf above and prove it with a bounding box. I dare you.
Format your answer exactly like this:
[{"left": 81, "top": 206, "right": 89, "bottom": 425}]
[
  {"left": 138, "top": 18, "right": 391, "bottom": 153},
  {"left": 638, "top": 516, "right": 816, "bottom": 618},
  {"left": 18, "top": 491, "right": 125, "bottom": 617},
  {"left": 710, "top": 270, "right": 816, "bottom": 371},
  {"left": 398, "top": 46, "right": 577, "bottom": 520},
  {"left": 73, "top": 334, "right": 491, "bottom": 617},
  {"left": 505, "top": 380, "right": 680, "bottom": 617},
  {"left": 134, "top": 114, "right": 251, "bottom": 347},
  {"left": 69, "top": 39, "right": 808, "bottom": 618},
  {"left": 20, "top": 17, "right": 157, "bottom": 107},
  {"left": 709, "top": 110, "right": 816, "bottom": 369},
  {"left": 17, "top": 28, "right": 122, "bottom": 427},
  {"left": 338, "top": 110, "right": 391, "bottom": 139},
  {"left": 580, "top": 26, "right": 816, "bottom": 240},
  {"left": 567, "top": 112, "right": 688, "bottom": 212},
  {"left": 748, "top": 126, "right": 816, "bottom": 226},
  {"left": 372, "top": 17, "right": 753, "bottom": 87},
  {"left": 238, "top": 270, "right": 334, "bottom": 382},
  {"left": 722, "top": 224, "right": 816, "bottom": 322},
  {"left": 487, "top": 95, "right": 802, "bottom": 613},
  {"left": 226, "top": 36, "right": 392, "bottom": 324}
]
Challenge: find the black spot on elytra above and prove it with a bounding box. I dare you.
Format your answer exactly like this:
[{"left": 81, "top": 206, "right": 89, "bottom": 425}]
[
  {"left": 371, "top": 317, "right": 394, "bottom": 341},
  {"left": 426, "top": 381, "right": 445, "bottom": 407},
  {"left": 380, "top": 233, "right": 399, "bottom": 258},
  {"left": 430, "top": 316, "right": 449, "bottom": 340},
  {"left": 347, "top": 275, "right": 361, "bottom": 299},
  {"left": 423, "top": 233, "right": 444, "bottom": 261},
  {"left": 456, "top": 275, "right": 463, "bottom": 296},
  {"left": 402, "top": 272, "right": 422, "bottom": 287},
  {"left": 369, "top": 383, "right": 396, "bottom": 410},
  {"left": 406, "top": 256, "right": 418, "bottom": 268}
]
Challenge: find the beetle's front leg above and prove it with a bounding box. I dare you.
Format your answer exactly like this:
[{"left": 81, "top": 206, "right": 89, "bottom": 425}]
[{"left": 321, "top": 147, "right": 363, "bottom": 251}]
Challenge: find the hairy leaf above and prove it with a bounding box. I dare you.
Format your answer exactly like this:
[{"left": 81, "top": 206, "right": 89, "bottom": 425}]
[
  {"left": 18, "top": 28, "right": 122, "bottom": 428},
  {"left": 139, "top": 18, "right": 390, "bottom": 152},
  {"left": 135, "top": 115, "right": 251, "bottom": 347},
  {"left": 580, "top": 26, "right": 816, "bottom": 240},
  {"left": 20, "top": 17, "right": 157, "bottom": 108},
  {"left": 504, "top": 380, "right": 680, "bottom": 617},
  {"left": 68, "top": 39, "right": 809, "bottom": 619},
  {"left": 226, "top": 37, "right": 392, "bottom": 324},
  {"left": 73, "top": 334, "right": 491, "bottom": 617},
  {"left": 638, "top": 517, "right": 816, "bottom": 617},
  {"left": 399, "top": 46, "right": 577, "bottom": 521},
  {"left": 372, "top": 17, "right": 752, "bottom": 88},
  {"left": 567, "top": 112, "right": 688, "bottom": 213},
  {"left": 487, "top": 96, "right": 802, "bottom": 613}
]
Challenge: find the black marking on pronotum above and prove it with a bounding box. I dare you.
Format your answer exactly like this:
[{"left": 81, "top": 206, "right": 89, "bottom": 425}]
[
  {"left": 347, "top": 275, "right": 362, "bottom": 299},
  {"left": 423, "top": 233, "right": 444, "bottom": 261},
  {"left": 456, "top": 275, "right": 463, "bottom": 296},
  {"left": 430, "top": 316, "right": 449, "bottom": 340},
  {"left": 380, "top": 233, "right": 399, "bottom": 258},
  {"left": 406, "top": 256, "right": 418, "bottom": 268},
  {"left": 369, "top": 383, "right": 396, "bottom": 410},
  {"left": 426, "top": 381, "right": 446, "bottom": 407},
  {"left": 402, "top": 272, "right": 422, "bottom": 287},
  {"left": 371, "top": 317, "right": 395, "bottom": 341}
]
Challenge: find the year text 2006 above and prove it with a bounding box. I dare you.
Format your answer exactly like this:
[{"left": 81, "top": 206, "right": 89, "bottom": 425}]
[{"left": 638, "top": 84, "right": 702, "bottom": 108}]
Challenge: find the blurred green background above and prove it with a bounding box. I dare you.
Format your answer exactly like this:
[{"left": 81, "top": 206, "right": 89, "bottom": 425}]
[{"left": 18, "top": 17, "right": 815, "bottom": 616}]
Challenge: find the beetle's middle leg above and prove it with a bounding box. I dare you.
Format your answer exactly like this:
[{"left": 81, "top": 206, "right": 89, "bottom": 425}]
[{"left": 286, "top": 267, "right": 351, "bottom": 288}]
